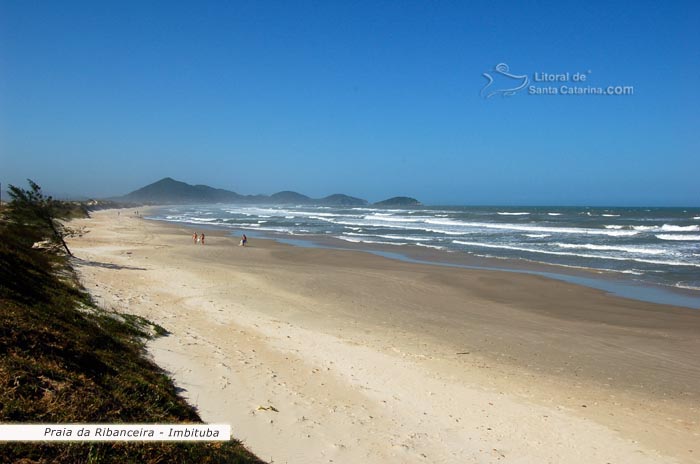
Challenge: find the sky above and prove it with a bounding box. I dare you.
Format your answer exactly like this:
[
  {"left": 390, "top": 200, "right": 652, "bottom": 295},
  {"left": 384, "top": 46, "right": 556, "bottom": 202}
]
[{"left": 1, "top": 0, "right": 698, "bottom": 205}]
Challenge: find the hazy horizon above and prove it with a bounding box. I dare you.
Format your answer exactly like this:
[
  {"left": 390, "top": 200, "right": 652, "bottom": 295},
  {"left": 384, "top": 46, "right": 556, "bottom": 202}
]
[
  {"left": 1, "top": 1, "right": 698, "bottom": 206},
  {"left": 27, "top": 175, "right": 696, "bottom": 208}
]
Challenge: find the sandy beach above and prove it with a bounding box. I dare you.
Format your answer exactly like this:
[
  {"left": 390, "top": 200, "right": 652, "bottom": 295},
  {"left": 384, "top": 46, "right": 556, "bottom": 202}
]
[{"left": 67, "top": 209, "right": 700, "bottom": 464}]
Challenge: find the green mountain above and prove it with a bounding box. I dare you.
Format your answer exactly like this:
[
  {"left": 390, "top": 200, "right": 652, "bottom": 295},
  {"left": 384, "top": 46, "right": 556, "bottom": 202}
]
[
  {"left": 374, "top": 196, "right": 422, "bottom": 207},
  {"left": 269, "top": 191, "right": 312, "bottom": 204},
  {"left": 319, "top": 194, "right": 368, "bottom": 206},
  {"left": 120, "top": 177, "right": 244, "bottom": 204}
]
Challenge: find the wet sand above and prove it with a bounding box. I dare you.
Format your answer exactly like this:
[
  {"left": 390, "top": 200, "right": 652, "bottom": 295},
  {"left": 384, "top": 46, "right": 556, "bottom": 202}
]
[{"left": 68, "top": 209, "right": 700, "bottom": 463}]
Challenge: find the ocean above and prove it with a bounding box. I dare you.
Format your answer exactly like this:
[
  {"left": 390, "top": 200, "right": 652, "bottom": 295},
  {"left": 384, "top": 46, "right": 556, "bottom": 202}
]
[{"left": 149, "top": 204, "right": 700, "bottom": 297}]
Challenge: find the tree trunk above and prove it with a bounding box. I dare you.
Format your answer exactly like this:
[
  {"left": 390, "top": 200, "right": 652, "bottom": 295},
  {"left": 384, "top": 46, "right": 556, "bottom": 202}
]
[{"left": 46, "top": 217, "right": 72, "bottom": 257}]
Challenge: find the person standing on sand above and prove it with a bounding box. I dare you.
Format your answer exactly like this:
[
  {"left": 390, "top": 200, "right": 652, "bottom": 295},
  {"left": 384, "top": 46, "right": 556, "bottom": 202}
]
[
  {"left": 193, "top": 232, "right": 198, "bottom": 244},
  {"left": 201, "top": 232, "right": 205, "bottom": 245},
  {"left": 243, "top": 234, "right": 247, "bottom": 246}
]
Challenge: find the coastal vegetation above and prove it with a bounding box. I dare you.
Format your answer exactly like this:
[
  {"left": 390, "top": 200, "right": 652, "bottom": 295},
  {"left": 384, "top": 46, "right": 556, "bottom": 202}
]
[{"left": 0, "top": 181, "right": 263, "bottom": 463}]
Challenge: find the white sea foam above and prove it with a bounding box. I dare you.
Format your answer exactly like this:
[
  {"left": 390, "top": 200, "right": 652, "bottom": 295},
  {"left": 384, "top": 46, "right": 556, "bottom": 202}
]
[
  {"left": 161, "top": 216, "right": 222, "bottom": 224},
  {"left": 344, "top": 232, "right": 429, "bottom": 242},
  {"left": 452, "top": 240, "right": 700, "bottom": 267},
  {"left": 231, "top": 207, "right": 354, "bottom": 219},
  {"left": 376, "top": 234, "right": 431, "bottom": 241},
  {"left": 604, "top": 225, "right": 624, "bottom": 229},
  {"left": 254, "top": 226, "right": 296, "bottom": 233},
  {"left": 335, "top": 236, "right": 406, "bottom": 246},
  {"left": 275, "top": 211, "right": 632, "bottom": 237},
  {"left": 693, "top": 216, "right": 700, "bottom": 220},
  {"left": 547, "top": 213, "right": 562, "bottom": 216},
  {"left": 423, "top": 228, "right": 468, "bottom": 236},
  {"left": 343, "top": 232, "right": 424, "bottom": 242},
  {"left": 674, "top": 282, "right": 700, "bottom": 291},
  {"left": 311, "top": 216, "right": 338, "bottom": 223},
  {"left": 660, "top": 224, "right": 700, "bottom": 232},
  {"left": 632, "top": 225, "right": 656, "bottom": 231},
  {"left": 656, "top": 234, "right": 700, "bottom": 241},
  {"left": 334, "top": 220, "right": 423, "bottom": 232},
  {"left": 415, "top": 243, "right": 447, "bottom": 250},
  {"left": 242, "top": 214, "right": 641, "bottom": 237},
  {"left": 364, "top": 215, "right": 418, "bottom": 223},
  {"left": 227, "top": 222, "right": 263, "bottom": 228},
  {"left": 524, "top": 234, "right": 551, "bottom": 238},
  {"left": 497, "top": 212, "right": 530, "bottom": 215},
  {"left": 602, "top": 214, "right": 620, "bottom": 217},
  {"left": 423, "top": 219, "right": 639, "bottom": 236},
  {"left": 302, "top": 211, "right": 347, "bottom": 217},
  {"left": 554, "top": 243, "right": 666, "bottom": 255}
]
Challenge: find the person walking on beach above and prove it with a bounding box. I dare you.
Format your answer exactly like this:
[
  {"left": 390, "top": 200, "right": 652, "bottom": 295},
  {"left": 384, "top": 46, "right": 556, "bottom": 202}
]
[
  {"left": 193, "top": 232, "right": 198, "bottom": 244},
  {"left": 243, "top": 234, "right": 247, "bottom": 246},
  {"left": 201, "top": 232, "right": 205, "bottom": 245}
]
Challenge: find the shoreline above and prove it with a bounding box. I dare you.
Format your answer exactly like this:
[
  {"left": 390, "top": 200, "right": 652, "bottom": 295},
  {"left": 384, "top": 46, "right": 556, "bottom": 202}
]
[
  {"left": 68, "top": 209, "right": 700, "bottom": 463},
  {"left": 146, "top": 211, "right": 700, "bottom": 310},
  {"left": 260, "top": 231, "right": 700, "bottom": 309}
]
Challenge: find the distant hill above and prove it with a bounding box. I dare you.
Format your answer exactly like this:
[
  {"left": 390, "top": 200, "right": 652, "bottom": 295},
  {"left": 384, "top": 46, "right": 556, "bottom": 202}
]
[
  {"left": 269, "top": 191, "right": 312, "bottom": 204},
  {"left": 319, "top": 194, "right": 368, "bottom": 206},
  {"left": 374, "top": 196, "right": 422, "bottom": 207},
  {"left": 118, "top": 178, "right": 371, "bottom": 206},
  {"left": 120, "top": 177, "right": 244, "bottom": 204}
]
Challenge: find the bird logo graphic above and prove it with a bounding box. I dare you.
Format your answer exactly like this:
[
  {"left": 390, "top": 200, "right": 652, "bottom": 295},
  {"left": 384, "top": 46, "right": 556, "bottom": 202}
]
[{"left": 481, "top": 63, "right": 529, "bottom": 98}]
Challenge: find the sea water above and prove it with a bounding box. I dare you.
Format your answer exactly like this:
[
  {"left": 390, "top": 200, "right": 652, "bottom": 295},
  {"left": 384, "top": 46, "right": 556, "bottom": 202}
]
[{"left": 150, "top": 205, "right": 700, "bottom": 301}]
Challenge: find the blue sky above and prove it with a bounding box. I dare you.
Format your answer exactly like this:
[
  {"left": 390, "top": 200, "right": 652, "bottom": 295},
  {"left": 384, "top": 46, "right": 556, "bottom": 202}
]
[{"left": 1, "top": 0, "right": 698, "bottom": 205}]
